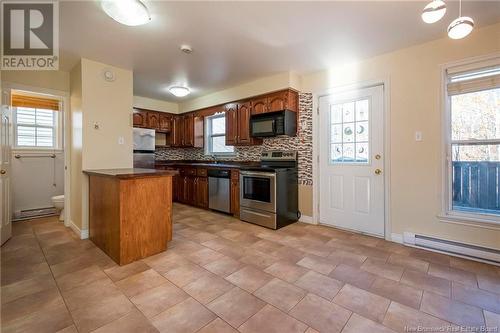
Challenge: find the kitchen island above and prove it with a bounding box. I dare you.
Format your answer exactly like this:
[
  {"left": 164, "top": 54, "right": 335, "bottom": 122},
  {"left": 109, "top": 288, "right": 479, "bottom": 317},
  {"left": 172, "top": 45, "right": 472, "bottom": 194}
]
[{"left": 83, "top": 168, "right": 177, "bottom": 265}]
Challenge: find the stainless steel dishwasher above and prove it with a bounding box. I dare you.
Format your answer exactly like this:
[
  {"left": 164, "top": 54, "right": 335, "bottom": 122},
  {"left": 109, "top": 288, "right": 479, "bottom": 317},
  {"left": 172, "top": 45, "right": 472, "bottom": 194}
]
[{"left": 208, "top": 169, "right": 231, "bottom": 213}]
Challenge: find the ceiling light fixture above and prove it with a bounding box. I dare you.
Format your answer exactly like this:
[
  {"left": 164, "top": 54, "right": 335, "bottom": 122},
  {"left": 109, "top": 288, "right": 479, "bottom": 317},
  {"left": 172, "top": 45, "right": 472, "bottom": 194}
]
[
  {"left": 101, "top": 0, "right": 151, "bottom": 26},
  {"left": 421, "top": 0, "right": 446, "bottom": 24},
  {"left": 180, "top": 45, "right": 193, "bottom": 54},
  {"left": 447, "top": 0, "right": 474, "bottom": 39},
  {"left": 169, "top": 86, "right": 190, "bottom": 97}
]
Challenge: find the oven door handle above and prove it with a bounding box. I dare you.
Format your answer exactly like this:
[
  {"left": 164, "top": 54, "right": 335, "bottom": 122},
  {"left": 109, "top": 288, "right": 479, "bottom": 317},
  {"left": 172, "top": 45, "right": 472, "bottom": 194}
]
[{"left": 240, "top": 171, "right": 276, "bottom": 178}]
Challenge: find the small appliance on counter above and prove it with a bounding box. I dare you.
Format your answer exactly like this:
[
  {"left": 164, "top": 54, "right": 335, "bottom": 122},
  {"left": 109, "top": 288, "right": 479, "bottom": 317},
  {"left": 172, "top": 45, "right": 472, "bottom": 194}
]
[
  {"left": 250, "top": 110, "right": 297, "bottom": 137},
  {"left": 239, "top": 150, "right": 299, "bottom": 229},
  {"left": 133, "top": 128, "right": 155, "bottom": 168}
]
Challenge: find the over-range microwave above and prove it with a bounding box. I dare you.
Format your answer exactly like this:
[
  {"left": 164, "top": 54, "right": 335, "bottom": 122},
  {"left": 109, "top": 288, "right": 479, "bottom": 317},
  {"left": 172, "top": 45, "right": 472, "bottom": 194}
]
[{"left": 250, "top": 110, "right": 297, "bottom": 137}]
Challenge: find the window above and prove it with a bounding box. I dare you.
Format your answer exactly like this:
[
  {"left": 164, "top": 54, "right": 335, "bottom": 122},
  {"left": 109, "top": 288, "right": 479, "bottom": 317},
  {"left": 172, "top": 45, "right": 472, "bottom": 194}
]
[
  {"left": 330, "top": 98, "right": 370, "bottom": 163},
  {"left": 205, "top": 114, "right": 234, "bottom": 155},
  {"left": 15, "top": 107, "right": 58, "bottom": 148},
  {"left": 445, "top": 60, "right": 500, "bottom": 220}
]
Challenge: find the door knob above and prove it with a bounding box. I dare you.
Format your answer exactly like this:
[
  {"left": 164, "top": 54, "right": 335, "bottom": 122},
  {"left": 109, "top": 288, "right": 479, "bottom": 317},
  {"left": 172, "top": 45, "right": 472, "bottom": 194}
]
[
  {"left": 0, "top": 170, "right": 5, "bottom": 175},
  {"left": 375, "top": 169, "right": 382, "bottom": 175}
]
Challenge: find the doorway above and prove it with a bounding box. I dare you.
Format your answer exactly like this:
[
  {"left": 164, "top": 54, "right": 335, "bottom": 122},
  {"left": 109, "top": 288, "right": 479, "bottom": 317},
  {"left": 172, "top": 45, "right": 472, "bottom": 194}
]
[{"left": 318, "top": 84, "right": 385, "bottom": 237}]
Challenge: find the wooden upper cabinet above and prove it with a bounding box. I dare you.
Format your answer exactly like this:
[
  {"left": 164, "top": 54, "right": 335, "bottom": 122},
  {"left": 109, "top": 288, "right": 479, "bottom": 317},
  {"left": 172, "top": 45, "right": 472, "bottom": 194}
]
[
  {"left": 172, "top": 116, "right": 183, "bottom": 147},
  {"left": 193, "top": 115, "right": 204, "bottom": 148},
  {"left": 147, "top": 112, "right": 160, "bottom": 130},
  {"left": 133, "top": 109, "right": 148, "bottom": 127},
  {"left": 251, "top": 97, "right": 268, "bottom": 115},
  {"left": 237, "top": 102, "right": 254, "bottom": 145},
  {"left": 183, "top": 114, "right": 194, "bottom": 147},
  {"left": 225, "top": 103, "right": 238, "bottom": 146},
  {"left": 251, "top": 89, "right": 299, "bottom": 115},
  {"left": 158, "top": 113, "right": 171, "bottom": 132}
]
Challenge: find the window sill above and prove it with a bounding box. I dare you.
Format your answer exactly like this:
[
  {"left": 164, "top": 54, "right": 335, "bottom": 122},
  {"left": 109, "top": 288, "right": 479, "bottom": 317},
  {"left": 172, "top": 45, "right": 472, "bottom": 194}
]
[{"left": 437, "top": 211, "right": 500, "bottom": 230}]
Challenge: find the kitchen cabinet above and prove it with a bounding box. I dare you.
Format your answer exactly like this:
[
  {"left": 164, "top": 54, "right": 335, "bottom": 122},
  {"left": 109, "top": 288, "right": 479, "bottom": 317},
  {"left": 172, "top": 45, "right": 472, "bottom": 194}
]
[
  {"left": 251, "top": 89, "right": 299, "bottom": 115},
  {"left": 194, "top": 176, "right": 208, "bottom": 208},
  {"left": 133, "top": 109, "right": 148, "bottom": 127},
  {"left": 230, "top": 170, "right": 240, "bottom": 217},
  {"left": 170, "top": 114, "right": 204, "bottom": 148},
  {"left": 147, "top": 112, "right": 160, "bottom": 130},
  {"left": 225, "top": 102, "right": 262, "bottom": 146},
  {"left": 158, "top": 113, "right": 171, "bottom": 132}
]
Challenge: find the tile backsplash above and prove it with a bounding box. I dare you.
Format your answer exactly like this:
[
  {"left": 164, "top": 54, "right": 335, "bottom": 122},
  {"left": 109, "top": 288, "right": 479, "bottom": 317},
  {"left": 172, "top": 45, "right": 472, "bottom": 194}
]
[{"left": 155, "top": 93, "right": 313, "bottom": 185}]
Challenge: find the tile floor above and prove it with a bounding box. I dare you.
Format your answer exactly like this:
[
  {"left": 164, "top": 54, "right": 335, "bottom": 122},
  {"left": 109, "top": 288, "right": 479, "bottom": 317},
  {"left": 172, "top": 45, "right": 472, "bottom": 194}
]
[{"left": 1, "top": 203, "right": 500, "bottom": 333}]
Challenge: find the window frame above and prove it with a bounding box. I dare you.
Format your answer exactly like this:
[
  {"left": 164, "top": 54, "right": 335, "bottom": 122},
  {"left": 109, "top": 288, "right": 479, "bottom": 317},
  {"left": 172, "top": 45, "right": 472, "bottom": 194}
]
[
  {"left": 440, "top": 55, "right": 500, "bottom": 226},
  {"left": 13, "top": 106, "right": 62, "bottom": 150},
  {"left": 204, "top": 113, "right": 235, "bottom": 156}
]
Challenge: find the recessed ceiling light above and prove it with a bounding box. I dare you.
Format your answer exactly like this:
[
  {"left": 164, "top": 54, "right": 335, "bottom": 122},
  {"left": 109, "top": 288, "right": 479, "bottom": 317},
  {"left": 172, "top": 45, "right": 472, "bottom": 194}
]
[
  {"left": 169, "top": 86, "right": 190, "bottom": 97},
  {"left": 101, "top": 0, "right": 151, "bottom": 26},
  {"left": 421, "top": 0, "right": 446, "bottom": 24}
]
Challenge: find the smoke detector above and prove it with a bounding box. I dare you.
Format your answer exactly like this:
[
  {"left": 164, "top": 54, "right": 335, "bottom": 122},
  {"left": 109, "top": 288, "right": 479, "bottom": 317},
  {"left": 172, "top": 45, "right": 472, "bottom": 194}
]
[{"left": 180, "top": 45, "right": 193, "bottom": 54}]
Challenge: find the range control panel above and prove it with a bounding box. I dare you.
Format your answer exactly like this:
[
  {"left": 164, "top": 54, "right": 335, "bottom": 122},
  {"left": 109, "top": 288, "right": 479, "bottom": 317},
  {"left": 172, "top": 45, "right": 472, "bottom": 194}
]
[{"left": 261, "top": 151, "right": 297, "bottom": 161}]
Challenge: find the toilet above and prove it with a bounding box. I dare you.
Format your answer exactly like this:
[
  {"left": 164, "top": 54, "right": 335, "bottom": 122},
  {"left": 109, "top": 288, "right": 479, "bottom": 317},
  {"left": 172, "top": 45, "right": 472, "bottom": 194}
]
[{"left": 52, "top": 195, "right": 65, "bottom": 221}]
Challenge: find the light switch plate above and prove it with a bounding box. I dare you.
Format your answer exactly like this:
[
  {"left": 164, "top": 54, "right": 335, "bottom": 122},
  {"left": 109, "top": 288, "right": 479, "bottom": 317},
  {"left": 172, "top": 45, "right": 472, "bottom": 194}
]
[
  {"left": 415, "top": 131, "right": 423, "bottom": 142},
  {"left": 118, "top": 136, "right": 124, "bottom": 145}
]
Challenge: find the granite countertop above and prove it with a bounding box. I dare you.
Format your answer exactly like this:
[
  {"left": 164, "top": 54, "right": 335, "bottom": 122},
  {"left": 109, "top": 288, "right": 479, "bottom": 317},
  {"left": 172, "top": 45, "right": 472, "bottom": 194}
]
[
  {"left": 83, "top": 168, "right": 178, "bottom": 179},
  {"left": 155, "top": 160, "right": 260, "bottom": 169}
]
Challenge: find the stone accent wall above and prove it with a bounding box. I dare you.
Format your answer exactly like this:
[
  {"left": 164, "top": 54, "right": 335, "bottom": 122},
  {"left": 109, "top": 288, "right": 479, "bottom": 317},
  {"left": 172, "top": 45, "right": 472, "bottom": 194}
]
[{"left": 155, "top": 93, "right": 313, "bottom": 185}]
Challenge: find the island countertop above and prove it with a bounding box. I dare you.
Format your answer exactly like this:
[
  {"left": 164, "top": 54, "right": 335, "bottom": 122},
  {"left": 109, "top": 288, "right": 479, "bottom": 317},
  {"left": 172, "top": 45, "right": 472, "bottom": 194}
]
[{"left": 83, "top": 168, "right": 178, "bottom": 179}]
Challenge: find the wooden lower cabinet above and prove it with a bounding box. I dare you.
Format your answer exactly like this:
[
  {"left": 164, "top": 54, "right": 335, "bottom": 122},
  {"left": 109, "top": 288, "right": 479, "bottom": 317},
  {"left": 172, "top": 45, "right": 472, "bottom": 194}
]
[
  {"left": 230, "top": 170, "right": 240, "bottom": 217},
  {"left": 168, "top": 166, "right": 239, "bottom": 217}
]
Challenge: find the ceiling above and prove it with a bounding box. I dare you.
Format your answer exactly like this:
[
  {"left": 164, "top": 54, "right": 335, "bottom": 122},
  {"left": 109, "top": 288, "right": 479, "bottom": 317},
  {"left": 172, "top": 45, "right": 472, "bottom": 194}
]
[{"left": 59, "top": 1, "right": 500, "bottom": 102}]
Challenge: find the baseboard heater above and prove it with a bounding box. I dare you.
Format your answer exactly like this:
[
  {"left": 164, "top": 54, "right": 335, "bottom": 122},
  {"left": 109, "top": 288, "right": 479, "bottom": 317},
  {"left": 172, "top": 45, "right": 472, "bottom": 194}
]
[{"left": 403, "top": 232, "right": 500, "bottom": 265}]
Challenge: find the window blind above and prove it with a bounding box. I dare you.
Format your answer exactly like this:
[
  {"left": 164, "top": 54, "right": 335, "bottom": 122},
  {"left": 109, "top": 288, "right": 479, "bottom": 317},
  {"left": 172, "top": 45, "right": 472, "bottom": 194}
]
[
  {"left": 11, "top": 94, "right": 60, "bottom": 111},
  {"left": 447, "top": 57, "right": 500, "bottom": 96}
]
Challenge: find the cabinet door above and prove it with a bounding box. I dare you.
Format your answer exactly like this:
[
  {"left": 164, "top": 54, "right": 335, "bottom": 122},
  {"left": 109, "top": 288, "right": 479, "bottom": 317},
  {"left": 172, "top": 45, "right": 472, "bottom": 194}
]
[
  {"left": 237, "top": 102, "right": 252, "bottom": 144},
  {"left": 193, "top": 115, "right": 204, "bottom": 148},
  {"left": 225, "top": 103, "right": 238, "bottom": 145},
  {"left": 147, "top": 112, "right": 160, "bottom": 130},
  {"left": 186, "top": 177, "right": 195, "bottom": 205},
  {"left": 133, "top": 109, "right": 148, "bottom": 127},
  {"left": 172, "top": 174, "right": 179, "bottom": 202},
  {"left": 251, "top": 97, "right": 268, "bottom": 115},
  {"left": 159, "top": 113, "right": 171, "bottom": 132},
  {"left": 267, "top": 91, "right": 288, "bottom": 113},
  {"left": 172, "top": 116, "right": 183, "bottom": 147},
  {"left": 178, "top": 175, "right": 186, "bottom": 203},
  {"left": 230, "top": 171, "right": 240, "bottom": 217},
  {"left": 184, "top": 114, "right": 194, "bottom": 147},
  {"left": 195, "top": 177, "right": 209, "bottom": 208}
]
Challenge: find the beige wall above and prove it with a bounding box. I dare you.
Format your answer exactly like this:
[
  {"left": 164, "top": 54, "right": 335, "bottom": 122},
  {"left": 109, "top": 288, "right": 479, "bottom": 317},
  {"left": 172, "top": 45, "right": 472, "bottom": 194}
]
[
  {"left": 70, "top": 63, "right": 83, "bottom": 229},
  {"left": 133, "top": 95, "right": 179, "bottom": 114},
  {"left": 1, "top": 70, "right": 70, "bottom": 92},
  {"left": 180, "top": 71, "right": 301, "bottom": 113},
  {"left": 70, "top": 58, "right": 134, "bottom": 231},
  {"left": 302, "top": 22, "right": 500, "bottom": 249}
]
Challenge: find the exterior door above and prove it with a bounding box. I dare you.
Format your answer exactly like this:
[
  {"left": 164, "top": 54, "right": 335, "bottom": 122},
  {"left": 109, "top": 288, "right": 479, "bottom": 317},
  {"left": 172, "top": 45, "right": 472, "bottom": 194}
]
[
  {"left": 1, "top": 89, "right": 12, "bottom": 245},
  {"left": 319, "top": 85, "right": 385, "bottom": 237}
]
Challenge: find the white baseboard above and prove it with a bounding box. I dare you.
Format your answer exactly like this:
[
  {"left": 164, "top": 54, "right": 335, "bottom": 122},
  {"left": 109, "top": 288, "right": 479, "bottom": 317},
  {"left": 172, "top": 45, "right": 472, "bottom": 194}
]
[
  {"left": 69, "top": 220, "right": 89, "bottom": 239},
  {"left": 299, "top": 214, "right": 314, "bottom": 224},
  {"left": 390, "top": 233, "right": 403, "bottom": 244}
]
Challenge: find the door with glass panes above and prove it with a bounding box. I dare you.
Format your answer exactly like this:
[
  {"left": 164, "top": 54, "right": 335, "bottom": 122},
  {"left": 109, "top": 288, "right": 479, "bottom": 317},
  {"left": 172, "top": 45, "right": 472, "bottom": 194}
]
[{"left": 319, "top": 85, "right": 385, "bottom": 236}]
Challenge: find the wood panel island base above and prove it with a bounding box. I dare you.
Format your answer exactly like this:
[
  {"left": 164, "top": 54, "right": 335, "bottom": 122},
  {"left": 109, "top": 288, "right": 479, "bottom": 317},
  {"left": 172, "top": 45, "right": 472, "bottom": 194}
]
[{"left": 83, "top": 168, "right": 177, "bottom": 265}]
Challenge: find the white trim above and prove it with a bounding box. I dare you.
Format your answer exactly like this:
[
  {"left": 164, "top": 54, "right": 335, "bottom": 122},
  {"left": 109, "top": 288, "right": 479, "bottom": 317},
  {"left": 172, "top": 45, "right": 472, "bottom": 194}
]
[
  {"left": 312, "top": 77, "right": 392, "bottom": 240},
  {"left": 390, "top": 233, "right": 403, "bottom": 244},
  {"left": 69, "top": 220, "right": 89, "bottom": 239},
  {"left": 299, "top": 214, "right": 313, "bottom": 224},
  {"left": 439, "top": 53, "right": 500, "bottom": 227}
]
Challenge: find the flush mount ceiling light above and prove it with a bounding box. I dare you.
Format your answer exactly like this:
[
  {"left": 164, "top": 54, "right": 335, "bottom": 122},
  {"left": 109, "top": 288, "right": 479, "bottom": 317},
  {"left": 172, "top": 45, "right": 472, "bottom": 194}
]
[
  {"left": 169, "top": 86, "right": 190, "bottom": 97},
  {"left": 447, "top": 0, "right": 474, "bottom": 39},
  {"left": 421, "top": 0, "right": 446, "bottom": 24},
  {"left": 101, "top": 0, "right": 151, "bottom": 26}
]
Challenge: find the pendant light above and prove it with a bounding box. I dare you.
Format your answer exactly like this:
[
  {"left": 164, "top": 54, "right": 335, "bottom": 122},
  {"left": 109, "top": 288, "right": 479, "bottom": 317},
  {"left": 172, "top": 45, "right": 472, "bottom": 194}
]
[
  {"left": 447, "top": 0, "right": 474, "bottom": 39},
  {"left": 101, "top": 0, "right": 151, "bottom": 26},
  {"left": 421, "top": 0, "right": 446, "bottom": 24}
]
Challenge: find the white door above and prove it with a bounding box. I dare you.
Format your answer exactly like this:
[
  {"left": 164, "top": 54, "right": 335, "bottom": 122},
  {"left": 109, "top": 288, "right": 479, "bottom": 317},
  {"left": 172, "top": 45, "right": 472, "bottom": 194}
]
[
  {"left": 1, "top": 88, "right": 12, "bottom": 245},
  {"left": 319, "top": 85, "right": 385, "bottom": 237}
]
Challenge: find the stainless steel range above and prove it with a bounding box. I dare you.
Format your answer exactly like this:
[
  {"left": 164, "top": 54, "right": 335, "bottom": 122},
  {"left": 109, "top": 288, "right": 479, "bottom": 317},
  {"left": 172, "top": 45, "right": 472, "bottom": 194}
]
[{"left": 239, "top": 151, "right": 299, "bottom": 229}]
